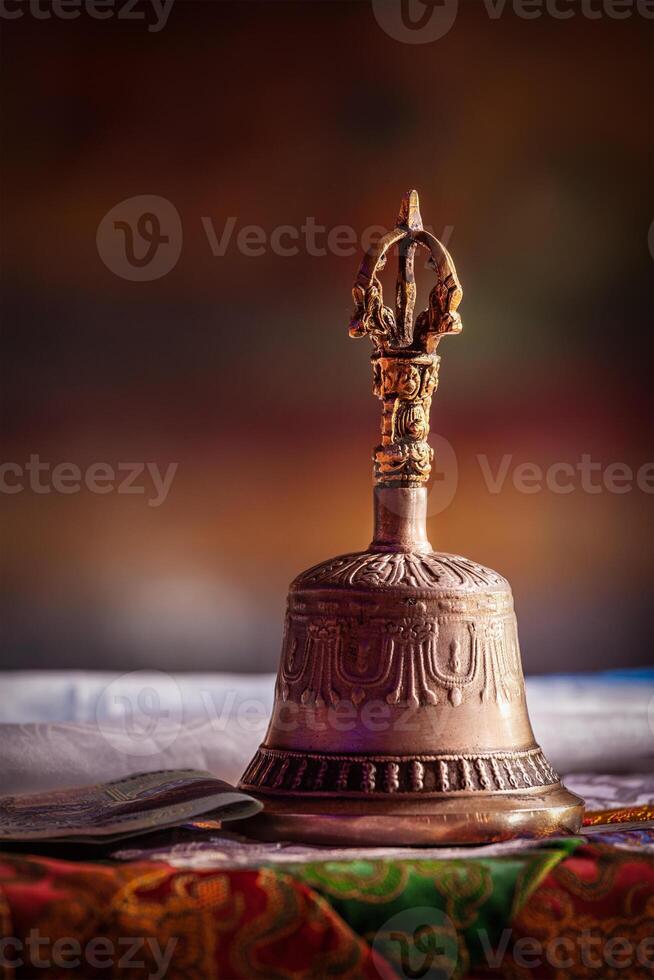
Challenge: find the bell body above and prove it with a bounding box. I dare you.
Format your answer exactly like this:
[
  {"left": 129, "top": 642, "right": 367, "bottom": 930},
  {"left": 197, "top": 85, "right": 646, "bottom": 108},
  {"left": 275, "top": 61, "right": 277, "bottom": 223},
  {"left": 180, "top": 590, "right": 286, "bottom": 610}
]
[{"left": 239, "top": 487, "right": 584, "bottom": 844}]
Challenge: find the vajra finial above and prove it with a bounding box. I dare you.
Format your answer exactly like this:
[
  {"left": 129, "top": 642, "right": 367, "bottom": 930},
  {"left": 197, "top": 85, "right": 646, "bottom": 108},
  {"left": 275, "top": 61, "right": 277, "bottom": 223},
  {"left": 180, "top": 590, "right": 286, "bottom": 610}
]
[
  {"left": 348, "top": 191, "right": 463, "bottom": 487},
  {"left": 349, "top": 189, "right": 462, "bottom": 353}
]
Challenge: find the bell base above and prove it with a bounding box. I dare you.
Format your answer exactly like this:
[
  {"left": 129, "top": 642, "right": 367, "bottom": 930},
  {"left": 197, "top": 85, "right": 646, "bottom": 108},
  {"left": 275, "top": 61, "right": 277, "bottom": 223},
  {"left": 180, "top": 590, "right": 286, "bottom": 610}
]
[{"left": 238, "top": 784, "right": 584, "bottom": 846}]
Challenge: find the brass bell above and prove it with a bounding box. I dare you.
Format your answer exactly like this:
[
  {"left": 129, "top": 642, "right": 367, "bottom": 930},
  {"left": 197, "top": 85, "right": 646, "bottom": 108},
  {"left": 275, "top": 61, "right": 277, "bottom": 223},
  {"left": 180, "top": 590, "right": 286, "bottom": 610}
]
[{"left": 240, "top": 191, "right": 584, "bottom": 844}]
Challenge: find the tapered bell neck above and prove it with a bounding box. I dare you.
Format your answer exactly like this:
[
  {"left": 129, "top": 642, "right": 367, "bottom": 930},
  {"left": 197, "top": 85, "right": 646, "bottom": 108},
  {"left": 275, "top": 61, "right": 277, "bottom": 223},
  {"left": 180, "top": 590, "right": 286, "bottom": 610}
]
[{"left": 370, "top": 485, "right": 432, "bottom": 553}]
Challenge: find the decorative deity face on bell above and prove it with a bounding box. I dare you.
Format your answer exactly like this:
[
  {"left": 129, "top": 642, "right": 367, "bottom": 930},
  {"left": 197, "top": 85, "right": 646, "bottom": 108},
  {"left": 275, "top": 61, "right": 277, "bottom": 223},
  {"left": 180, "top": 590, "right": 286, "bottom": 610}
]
[
  {"left": 395, "top": 363, "right": 421, "bottom": 399},
  {"left": 394, "top": 401, "right": 428, "bottom": 441}
]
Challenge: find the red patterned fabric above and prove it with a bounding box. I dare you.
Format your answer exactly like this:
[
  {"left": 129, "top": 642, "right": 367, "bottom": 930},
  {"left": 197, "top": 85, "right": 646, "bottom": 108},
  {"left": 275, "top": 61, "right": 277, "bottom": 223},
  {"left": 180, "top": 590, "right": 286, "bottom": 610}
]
[
  {"left": 506, "top": 844, "right": 654, "bottom": 978},
  {"left": 1, "top": 843, "right": 653, "bottom": 978},
  {"left": 0, "top": 854, "right": 390, "bottom": 979}
]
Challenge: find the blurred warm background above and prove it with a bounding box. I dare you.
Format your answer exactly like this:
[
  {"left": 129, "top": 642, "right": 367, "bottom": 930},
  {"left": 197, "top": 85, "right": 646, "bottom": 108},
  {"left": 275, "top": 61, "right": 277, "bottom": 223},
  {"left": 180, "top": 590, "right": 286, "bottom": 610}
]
[{"left": 1, "top": 0, "right": 652, "bottom": 675}]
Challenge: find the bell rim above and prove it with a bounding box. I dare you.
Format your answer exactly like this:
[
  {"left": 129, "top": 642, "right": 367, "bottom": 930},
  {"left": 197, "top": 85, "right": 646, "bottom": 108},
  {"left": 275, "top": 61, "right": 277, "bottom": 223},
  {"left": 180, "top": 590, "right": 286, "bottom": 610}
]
[{"left": 235, "top": 784, "right": 585, "bottom": 846}]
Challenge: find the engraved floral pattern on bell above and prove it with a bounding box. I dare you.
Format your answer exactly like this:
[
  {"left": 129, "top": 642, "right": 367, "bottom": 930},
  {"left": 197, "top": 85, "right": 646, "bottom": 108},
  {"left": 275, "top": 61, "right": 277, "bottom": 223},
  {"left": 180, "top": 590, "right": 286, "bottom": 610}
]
[
  {"left": 276, "top": 587, "right": 525, "bottom": 713},
  {"left": 295, "top": 551, "right": 507, "bottom": 591}
]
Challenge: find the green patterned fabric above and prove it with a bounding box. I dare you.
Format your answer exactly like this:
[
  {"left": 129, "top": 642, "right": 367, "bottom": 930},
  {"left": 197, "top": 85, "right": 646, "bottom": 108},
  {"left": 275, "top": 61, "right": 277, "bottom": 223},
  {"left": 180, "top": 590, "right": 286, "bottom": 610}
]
[{"left": 285, "top": 840, "right": 581, "bottom": 977}]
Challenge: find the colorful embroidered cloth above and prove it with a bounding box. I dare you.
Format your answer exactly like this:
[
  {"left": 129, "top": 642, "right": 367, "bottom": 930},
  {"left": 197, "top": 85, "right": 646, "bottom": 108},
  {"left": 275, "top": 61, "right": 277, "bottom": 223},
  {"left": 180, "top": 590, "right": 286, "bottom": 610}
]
[
  {"left": 1, "top": 673, "right": 652, "bottom": 975},
  {"left": 1, "top": 816, "right": 652, "bottom": 978}
]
